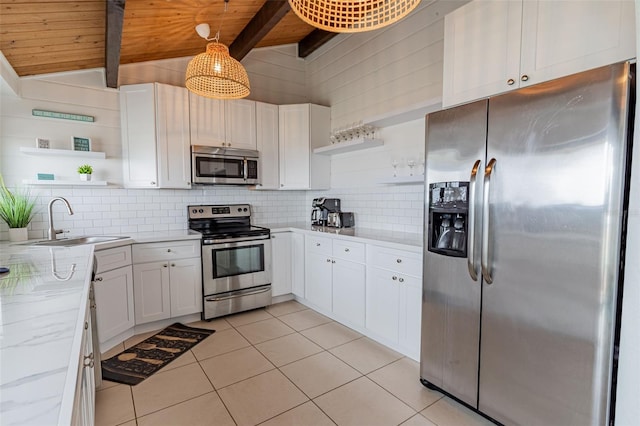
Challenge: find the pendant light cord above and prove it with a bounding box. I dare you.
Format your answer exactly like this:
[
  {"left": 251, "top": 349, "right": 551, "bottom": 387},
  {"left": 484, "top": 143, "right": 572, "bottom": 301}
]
[{"left": 212, "top": 0, "right": 229, "bottom": 43}]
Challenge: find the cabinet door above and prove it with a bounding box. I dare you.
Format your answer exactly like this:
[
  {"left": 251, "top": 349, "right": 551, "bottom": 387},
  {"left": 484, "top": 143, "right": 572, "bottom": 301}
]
[
  {"left": 398, "top": 274, "right": 422, "bottom": 361},
  {"left": 519, "top": 0, "right": 636, "bottom": 88},
  {"left": 256, "top": 102, "right": 280, "bottom": 189},
  {"left": 271, "top": 232, "right": 293, "bottom": 297},
  {"left": 155, "top": 84, "right": 191, "bottom": 189},
  {"left": 72, "top": 301, "right": 95, "bottom": 426},
  {"left": 133, "top": 261, "right": 171, "bottom": 324},
  {"left": 442, "top": 0, "right": 523, "bottom": 107},
  {"left": 305, "top": 251, "right": 332, "bottom": 312},
  {"left": 120, "top": 84, "right": 159, "bottom": 187},
  {"left": 291, "top": 232, "right": 305, "bottom": 297},
  {"left": 279, "top": 104, "right": 310, "bottom": 189},
  {"left": 169, "top": 258, "right": 203, "bottom": 317},
  {"left": 225, "top": 99, "right": 257, "bottom": 150},
  {"left": 189, "top": 93, "right": 226, "bottom": 147},
  {"left": 93, "top": 266, "right": 134, "bottom": 345},
  {"left": 366, "top": 266, "right": 401, "bottom": 344},
  {"left": 332, "top": 259, "right": 365, "bottom": 327}
]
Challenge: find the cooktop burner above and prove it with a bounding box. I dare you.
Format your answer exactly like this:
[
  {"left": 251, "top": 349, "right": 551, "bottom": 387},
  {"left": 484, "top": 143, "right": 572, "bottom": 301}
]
[{"left": 187, "top": 204, "right": 270, "bottom": 242}]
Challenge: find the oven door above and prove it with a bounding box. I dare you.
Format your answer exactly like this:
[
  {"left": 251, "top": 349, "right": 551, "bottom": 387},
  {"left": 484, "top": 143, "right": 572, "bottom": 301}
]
[{"left": 202, "top": 237, "right": 272, "bottom": 296}]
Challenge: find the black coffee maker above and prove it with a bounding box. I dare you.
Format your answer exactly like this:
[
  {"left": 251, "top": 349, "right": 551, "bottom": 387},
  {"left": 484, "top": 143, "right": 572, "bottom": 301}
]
[{"left": 311, "top": 198, "right": 341, "bottom": 226}]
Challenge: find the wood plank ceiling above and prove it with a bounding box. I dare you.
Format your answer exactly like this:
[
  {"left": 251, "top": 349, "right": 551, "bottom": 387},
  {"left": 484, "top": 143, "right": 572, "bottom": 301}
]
[{"left": 0, "top": 0, "right": 336, "bottom": 86}]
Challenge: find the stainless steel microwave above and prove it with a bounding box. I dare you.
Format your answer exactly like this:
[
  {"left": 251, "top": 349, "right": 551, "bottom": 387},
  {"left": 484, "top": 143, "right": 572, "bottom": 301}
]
[{"left": 191, "top": 145, "right": 259, "bottom": 185}]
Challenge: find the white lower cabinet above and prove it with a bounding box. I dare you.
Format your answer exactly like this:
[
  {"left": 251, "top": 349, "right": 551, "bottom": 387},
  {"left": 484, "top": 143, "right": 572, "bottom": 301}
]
[
  {"left": 366, "top": 245, "right": 422, "bottom": 359},
  {"left": 132, "top": 240, "right": 202, "bottom": 325},
  {"left": 71, "top": 299, "right": 95, "bottom": 426},
  {"left": 271, "top": 232, "right": 293, "bottom": 297},
  {"left": 93, "top": 245, "right": 134, "bottom": 351},
  {"left": 291, "top": 232, "right": 305, "bottom": 297},
  {"left": 305, "top": 234, "right": 366, "bottom": 327}
]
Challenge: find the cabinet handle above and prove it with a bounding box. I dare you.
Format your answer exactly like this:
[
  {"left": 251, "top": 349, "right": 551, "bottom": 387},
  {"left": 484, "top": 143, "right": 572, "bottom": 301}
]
[
  {"left": 281, "top": 184, "right": 284, "bottom": 187},
  {"left": 171, "top": 263, "right": 175, "bottom": 267},
  {"left": 507, "top": 78, "right": 515, "bottom": 85},
  {"left": 163, "top": 264, "right": 168, "bottom": 268},
  {"left": 392, "top": 276, "right": 398, "bottom": 281},
  {"left": 167, "top": 249, "right": 171, "bottom": 252},
  {"left": 396, "top": 259, "right": 402, "bottom": 263},
  {"left": 94, "top": 277, "right": 103, "bottom": 282},
  {"left": 84, "top": 352, "right": 94, "bottom": 368},
  {"left": 187, "top": 182, "right": 191, "bottom": 185},
  {"left": 316, "top": 243, "right": 321, "bottom": 246},
  {"left": 399, "top": 277, "right": 405, "bottom": 283},
  {"left": 326, "top": 258, "right": 331, "bottom": 262},
  {"left": 521, "top": 74, "right": 529, "bottom": 82},
  {"left": 84, "top": 321, "right": 89, "bottom": 330},
  {"left": 272, "top": 235, "right": 276, "bottom": 239},
  {"left": 344, "top": 248, "right": 350, "bottom": 252},
  {"left": 331, "top": 260, "right": 336, "bottom": 264},
  {"left": 150, "top": 181, "right": 156, "bottom": 185}
]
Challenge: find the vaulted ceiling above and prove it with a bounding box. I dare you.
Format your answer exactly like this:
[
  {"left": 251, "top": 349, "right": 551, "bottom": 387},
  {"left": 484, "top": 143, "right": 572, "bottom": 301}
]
[{"left": 0, "top": 0, "right": 338, "bottom": 87}]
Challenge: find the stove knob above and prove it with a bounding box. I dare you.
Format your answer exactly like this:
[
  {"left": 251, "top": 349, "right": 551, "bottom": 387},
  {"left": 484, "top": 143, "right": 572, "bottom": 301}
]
[
  {"left": 238, "top": 207, "right": 242, "bottom": 212},
  {"left": 243, "top": 208, "right": 248, "bottom": 212},
  {"left": 199, "top": 209, "right": 204, "bottom": 213},
  {"left": 192, "top": 209, "right": 197, "bottom": 214}
]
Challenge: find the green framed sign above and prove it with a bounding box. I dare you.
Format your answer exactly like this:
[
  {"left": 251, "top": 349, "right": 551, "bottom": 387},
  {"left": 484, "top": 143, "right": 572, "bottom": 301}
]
[{"left": 32, "top": 109, "right": 95, "bottom": 123}]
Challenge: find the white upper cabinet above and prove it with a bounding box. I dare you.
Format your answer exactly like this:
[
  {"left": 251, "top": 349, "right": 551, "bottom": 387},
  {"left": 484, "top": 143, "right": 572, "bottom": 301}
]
[
  {"left": 120, "top": 83, "right": 191, "bottom": 188},
  {"left": 189, "top": 95, "right": 257, "bottom": 150},
  {"left": 255, "top": 102, "right": 280, "bottom": 190},
  {"left": 442, "top": 0, "right": 636, "bottom": 107},
  {"left": 278, "top": 104, "right": 331, "bottom": 190}
]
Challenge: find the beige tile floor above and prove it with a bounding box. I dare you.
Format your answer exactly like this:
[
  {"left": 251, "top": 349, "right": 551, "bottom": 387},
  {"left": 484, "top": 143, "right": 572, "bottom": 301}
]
[{"left": 96, "top": 301, "right": 495, "bottom": 426}]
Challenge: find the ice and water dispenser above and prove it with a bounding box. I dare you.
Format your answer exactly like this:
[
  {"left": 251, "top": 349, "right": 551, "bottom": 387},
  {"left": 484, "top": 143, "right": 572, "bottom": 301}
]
[{"left": 427, "top": 182, "right": 469, "bottom": 257}]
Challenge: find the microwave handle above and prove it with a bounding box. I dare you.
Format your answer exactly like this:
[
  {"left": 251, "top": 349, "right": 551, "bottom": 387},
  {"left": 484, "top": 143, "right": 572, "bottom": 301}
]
[{"left": 243, "top": 158, "right": 248, "bottom": 181}]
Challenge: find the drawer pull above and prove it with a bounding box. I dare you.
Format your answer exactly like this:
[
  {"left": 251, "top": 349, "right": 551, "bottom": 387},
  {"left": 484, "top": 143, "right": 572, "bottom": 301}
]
[
  {"left": 83, "top": 353, "right": 94, "bottom": 368},
  {"left": 84, "top": 321, "right": 89, "bottom": 330},
  {"left": 507, "top": 78, "right": 515, "bottom": 85},
  {"left": 163, "top": 264, "right": 168, "bottom": 268},
  {"left": 171, "top": 263, "right": 175, "bottom": 267},
  {"left": 392, "top": 276, "right": 398, "bottom": 281},
  {"left": 332, "top": 260, "right": 336, "bottom": 264},
  {"left": 167, "top": 249, "right": 171, "bottom": 252},
  {"left": 344, "top": 248, "right": 350, "bottom": 252},
  {"left": 94, "top": 277, "right": 103, "bottom": 282},
  {"left": 396, "top": 259, "right": 402, "bottom": 263},
  {"left": 326, "top": 258, "right": 331, "bottom": 262},
  {"left": 399, "top": 277, "right": 405, "bottom": 283},
  {"left": 316, "top": 243, "right": 321, "bottom": 246}
]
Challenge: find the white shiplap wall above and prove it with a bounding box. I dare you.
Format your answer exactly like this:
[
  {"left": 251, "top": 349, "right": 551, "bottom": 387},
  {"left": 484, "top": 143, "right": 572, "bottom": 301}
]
[{"left": 305, "top": 0, "right": 468, "bottom": 130}]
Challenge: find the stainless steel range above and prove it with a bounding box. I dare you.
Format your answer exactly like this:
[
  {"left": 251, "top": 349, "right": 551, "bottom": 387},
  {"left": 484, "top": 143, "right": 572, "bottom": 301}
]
[{"left": 188, "top": 204, "right": 271, "bottom": 320}]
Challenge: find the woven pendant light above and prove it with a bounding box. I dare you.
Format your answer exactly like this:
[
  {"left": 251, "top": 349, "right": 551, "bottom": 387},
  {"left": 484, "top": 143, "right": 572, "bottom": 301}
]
[
  {"left": 186, "top": 41, "right": 250, "bottom": 99},
  {"left": 289, "top": 0, "right": 421, "bottom": 33},
  {"left": 185, "top": 0, "right": 250, "bottom": 99}
]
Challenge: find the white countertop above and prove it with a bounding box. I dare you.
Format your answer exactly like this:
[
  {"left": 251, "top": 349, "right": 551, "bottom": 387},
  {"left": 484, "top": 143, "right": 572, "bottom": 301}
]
[
  {"left": 0, "top": 242, "right": 94, "bottom": 426},
  {"left": 258, "top": 222, "right": 423, "bottom": 252}
]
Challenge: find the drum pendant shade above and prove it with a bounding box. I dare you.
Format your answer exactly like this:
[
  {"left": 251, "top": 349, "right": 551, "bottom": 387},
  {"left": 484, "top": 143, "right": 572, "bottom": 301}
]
[
  {"left": 185, "top": 42, "right": 250, "bottom": 99},
  {"left": 288, "top": 0, "right": 421, "bottom": 33}
]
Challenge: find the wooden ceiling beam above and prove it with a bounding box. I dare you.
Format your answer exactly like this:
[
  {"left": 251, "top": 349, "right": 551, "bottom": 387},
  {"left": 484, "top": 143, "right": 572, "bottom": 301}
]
[
  {"left": 298, "top": 29, "right": 337, "bottom": 58},
  {"left": 229, "top": 0, "right": 291, "bottom": 61},
  {"left": 106, "top": 0, "right": 125, "bottom": 88}
]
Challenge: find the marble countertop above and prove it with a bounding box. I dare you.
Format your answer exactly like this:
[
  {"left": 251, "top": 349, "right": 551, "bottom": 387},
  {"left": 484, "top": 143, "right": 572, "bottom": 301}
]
[
  {"left": 257, "top": 222, "right": 423, "bottom": 252},
  {"left": 0, "top": 242, "right": 94, "bottom": 425}
]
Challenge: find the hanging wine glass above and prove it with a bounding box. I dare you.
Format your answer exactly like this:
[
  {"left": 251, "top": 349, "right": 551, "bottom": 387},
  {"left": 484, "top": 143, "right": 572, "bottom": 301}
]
[
  {"left": 407, "top": 159, "right": 416, "bottom": 176},
  {"left": 391, "top": 159, "right": 399, "bottom": 177}
]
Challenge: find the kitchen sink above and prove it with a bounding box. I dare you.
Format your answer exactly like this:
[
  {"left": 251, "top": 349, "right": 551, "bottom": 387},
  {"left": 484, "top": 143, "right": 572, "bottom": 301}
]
[{"left": 28, "top": 236, "right": 129, "bottom": 247}]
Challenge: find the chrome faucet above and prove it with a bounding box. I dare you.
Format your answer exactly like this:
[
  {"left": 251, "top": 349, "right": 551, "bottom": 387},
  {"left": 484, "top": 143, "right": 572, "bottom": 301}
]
[{"left": 47, "top": 197, "right": 74, "bottom": 240}]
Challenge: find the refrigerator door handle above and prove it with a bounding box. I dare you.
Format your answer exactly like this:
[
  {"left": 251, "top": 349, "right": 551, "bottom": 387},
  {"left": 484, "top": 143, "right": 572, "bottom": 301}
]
[
  {"left": 467, "top": 159, "right": 482, "bottom": 281},
  {"left": 481, "top": 158, "right": 496, "bottom": 284}
]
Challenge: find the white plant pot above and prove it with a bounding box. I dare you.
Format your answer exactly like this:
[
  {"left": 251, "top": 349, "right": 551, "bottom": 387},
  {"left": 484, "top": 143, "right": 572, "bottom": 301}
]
[
  {"left": 9, "top": 227, "right": 28, "bottom": 242},
  {"left": 79, "top": 174, "right": 92, "bottom": 181}
]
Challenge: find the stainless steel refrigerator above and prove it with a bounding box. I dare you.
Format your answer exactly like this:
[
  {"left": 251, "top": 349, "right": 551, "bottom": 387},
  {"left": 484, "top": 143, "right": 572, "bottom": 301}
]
[{"left": 420, "top": 62, "right": 633, "bottom": 425}]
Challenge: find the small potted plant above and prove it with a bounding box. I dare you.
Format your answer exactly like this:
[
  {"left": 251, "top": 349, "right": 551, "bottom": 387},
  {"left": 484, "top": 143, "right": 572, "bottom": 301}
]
[
  {"left": 0, "top": 175, "right": 37, "bottom": 242},
  {"left": 77, "top": 164, "right": 93, "bottom": 181}
]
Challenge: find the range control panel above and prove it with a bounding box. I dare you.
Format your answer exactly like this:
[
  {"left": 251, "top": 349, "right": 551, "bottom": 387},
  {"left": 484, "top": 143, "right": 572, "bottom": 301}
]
[{"left": 188, "top": 204, "right": 251, "bottom": 219}]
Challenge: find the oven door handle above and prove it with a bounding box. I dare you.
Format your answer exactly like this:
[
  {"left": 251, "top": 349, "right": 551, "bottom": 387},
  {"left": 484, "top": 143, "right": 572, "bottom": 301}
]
[
  {"left": 204, "top": 234, "right": 270, "bottom": 244},
  {"left": 206, "top": 286, "right": 271, "bottom": 302}
]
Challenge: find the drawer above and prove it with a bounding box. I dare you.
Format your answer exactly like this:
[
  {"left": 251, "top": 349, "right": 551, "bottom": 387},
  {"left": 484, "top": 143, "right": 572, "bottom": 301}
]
[
  {"left": 95, "top": 245, "right": 132, "bottom": 274},
  {"left": 367, "top": 245, "right": 422, "bottom": 277},
  {"left": 133, "top": 240, "right": 200, "bottom": 263},
  {"left": 332, "top": 239, "right": 365, "bottom": 263},
  {"left": 305, "top": 234, "right": 333, "bottom": 256}
]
